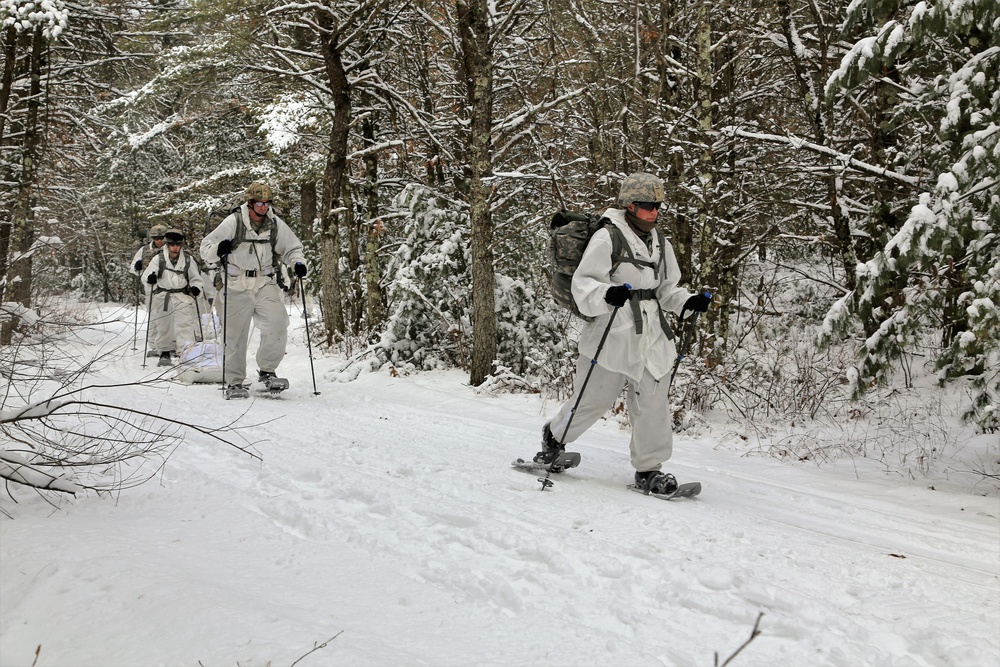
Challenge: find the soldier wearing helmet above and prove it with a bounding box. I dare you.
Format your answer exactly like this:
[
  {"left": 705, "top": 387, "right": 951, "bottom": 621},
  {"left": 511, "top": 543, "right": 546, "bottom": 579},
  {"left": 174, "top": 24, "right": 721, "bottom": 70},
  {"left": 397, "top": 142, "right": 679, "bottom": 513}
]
[
  {"left": 535, "top": 172, "right": 713, "bottom": 495},
  {"left": 142, "top": 229, "right": 204, "bottom": 367},
  {"left": 131, "top": 224, "right": 175, "bottom": 358},
  {"left": 200, "top": 182, "right": 308, "bottom": 397}
]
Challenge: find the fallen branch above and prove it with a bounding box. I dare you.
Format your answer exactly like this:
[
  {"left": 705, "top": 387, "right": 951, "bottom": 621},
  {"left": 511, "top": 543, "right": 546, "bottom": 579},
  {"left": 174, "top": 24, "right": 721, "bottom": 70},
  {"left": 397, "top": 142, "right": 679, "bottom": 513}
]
[
  {"left": 289, "top": 631, "right": 344, "bottom": 667},
  {"left": 716, "top": 612, "right": 764, "bottom": 667}
]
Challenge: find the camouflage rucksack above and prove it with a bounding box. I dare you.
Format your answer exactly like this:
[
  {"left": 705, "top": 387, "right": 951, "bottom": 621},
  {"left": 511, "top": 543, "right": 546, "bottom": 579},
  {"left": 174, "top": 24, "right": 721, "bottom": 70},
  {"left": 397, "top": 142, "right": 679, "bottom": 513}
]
[{"left": 549, "top": 210, "right": 663, "bottom": 320}]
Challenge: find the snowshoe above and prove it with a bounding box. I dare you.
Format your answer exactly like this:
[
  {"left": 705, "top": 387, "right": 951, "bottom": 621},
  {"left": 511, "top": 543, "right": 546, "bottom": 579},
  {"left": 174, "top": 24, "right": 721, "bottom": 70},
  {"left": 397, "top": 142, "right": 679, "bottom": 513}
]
[
  {"left": 627, "top": 475, "right": 702, "bottom": 500},
  {"left": 224, "top": 384, "right": 250, "bottom": 400},
  {"left": 157, "top": 352, "right": 173, "bottom": 367},
  {"left": 511, "top": 451, "right": 581, "bottom": 473},
  {"left": 258, "top": 370, "right": 289, "bottom": 395}
]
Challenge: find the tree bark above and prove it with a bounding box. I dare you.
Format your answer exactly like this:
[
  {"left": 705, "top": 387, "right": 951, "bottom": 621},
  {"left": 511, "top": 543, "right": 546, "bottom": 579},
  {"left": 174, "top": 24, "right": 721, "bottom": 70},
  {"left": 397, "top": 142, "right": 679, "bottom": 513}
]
[
  {"left": 458, "top": 0, "right": 497, "bottom": 386},
  {"left": 316, "top": 11, "right": 350, "bottom": 344},
  {"left": 2, "top": 25, "right": 44, "bottom": 344},
  {"left": 361, "top": 108, "right": 385, "bottom": 332}
]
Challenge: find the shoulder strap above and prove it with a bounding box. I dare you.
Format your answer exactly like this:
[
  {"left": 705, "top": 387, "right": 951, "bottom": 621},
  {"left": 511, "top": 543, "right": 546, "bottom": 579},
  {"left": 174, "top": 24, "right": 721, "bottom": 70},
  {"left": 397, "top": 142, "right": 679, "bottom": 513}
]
[
  {"left": 156, "top": 252, "right": 189, "bottom": 286},
  {"left": 605, "top": 221, "right": 658, "bottom": 277}
]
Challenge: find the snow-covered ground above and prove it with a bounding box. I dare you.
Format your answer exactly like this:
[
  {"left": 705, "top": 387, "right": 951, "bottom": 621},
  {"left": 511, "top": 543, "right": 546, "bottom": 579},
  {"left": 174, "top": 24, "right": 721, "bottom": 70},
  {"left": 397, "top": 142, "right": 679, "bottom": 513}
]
[{"left": 1, "top": 303, "right": 998, "bottom": 667}]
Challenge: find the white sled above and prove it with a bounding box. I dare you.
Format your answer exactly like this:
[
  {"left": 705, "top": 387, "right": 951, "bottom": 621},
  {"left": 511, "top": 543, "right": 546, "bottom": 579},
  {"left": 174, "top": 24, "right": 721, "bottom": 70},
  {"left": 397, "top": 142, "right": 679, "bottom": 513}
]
[{"left": 174, "top": 340, "right": 224, "bottom": 384}]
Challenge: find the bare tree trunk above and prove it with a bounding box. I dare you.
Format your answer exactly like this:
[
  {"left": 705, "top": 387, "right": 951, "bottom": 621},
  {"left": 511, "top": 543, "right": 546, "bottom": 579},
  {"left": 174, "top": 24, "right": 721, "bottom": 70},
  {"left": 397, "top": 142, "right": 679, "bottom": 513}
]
[
  {"left": 317, "top": 11, "right": 350, "bottom": 344},
  {"left": 342, "top": 178, "right": 363, "bottom": 334},
  {"left": 361, "top": 109, "right": 385, "bottom": 331},
  {"left": 0, "top": 25, "right": 20, "bottom": 292},
  {"left": 458, "top": 0, "right": 497, "bottom": 386},
  {"left": 2, "top": 25, "right": 43, "bottom": 344},
  {"left": 778, "top": 0, "right": 857, "bottom": 296}
]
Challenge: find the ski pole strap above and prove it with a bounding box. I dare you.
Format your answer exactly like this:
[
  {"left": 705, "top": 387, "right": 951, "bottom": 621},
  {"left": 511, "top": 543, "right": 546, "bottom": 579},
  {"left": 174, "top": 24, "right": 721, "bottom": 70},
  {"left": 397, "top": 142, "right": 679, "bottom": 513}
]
[{"left": 627, "top": 288, "right": 674, "bottom": 339}]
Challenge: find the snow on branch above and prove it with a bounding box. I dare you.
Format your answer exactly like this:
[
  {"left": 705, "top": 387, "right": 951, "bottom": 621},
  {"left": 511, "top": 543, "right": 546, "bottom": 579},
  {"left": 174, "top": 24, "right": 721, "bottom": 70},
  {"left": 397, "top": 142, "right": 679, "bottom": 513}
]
[
  {"left": 0, "top": 0, "right": 69, "bottom": 40},
  {"left": 720, "top": 127, "right": 921, "bottom": 187},
  {"left": 0, "top": 450, "right": 82, "bottom": 495}
]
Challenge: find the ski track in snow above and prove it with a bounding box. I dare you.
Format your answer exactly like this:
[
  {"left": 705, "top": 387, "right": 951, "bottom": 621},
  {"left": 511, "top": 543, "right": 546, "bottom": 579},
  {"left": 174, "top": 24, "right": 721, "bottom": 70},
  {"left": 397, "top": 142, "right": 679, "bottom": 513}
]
[{"left": 1, "top": 308, "right": 998, "bottom": 667}]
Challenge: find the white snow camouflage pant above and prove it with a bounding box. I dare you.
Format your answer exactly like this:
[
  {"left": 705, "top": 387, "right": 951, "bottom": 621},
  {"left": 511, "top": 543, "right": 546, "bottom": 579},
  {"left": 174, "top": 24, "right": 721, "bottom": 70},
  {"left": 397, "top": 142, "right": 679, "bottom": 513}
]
[
  {"left": 547, "top": 354, "right": 674, "bottom": 472},
  {"left": 219, "top": 283, "right": 288, "bottom": 385},
  {"left": 151, "top": 291, "right": 198, "bottom": 355}
]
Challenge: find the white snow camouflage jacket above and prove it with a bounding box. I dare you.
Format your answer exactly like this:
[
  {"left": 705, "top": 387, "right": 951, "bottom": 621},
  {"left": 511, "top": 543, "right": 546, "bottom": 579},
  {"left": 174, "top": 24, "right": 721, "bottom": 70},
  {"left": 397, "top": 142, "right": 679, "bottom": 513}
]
[
  {"left": 571, "top": 208, "right": 691, "bottom": 381},
  {"left": 199, "top": 204, "right": 306, "bottom": 293},
  {"left": 141, "top": 249, "right": 204, "bottom": 296}
]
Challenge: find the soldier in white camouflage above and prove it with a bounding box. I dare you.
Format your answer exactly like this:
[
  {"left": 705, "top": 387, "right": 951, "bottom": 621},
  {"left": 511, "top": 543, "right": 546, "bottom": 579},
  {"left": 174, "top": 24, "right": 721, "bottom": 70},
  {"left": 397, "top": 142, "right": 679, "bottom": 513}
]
[
  {"left": 131, "top": 224, "right": 174, "bottom": 357},
  {"left": 200, "top": 182, "right": 308, "bottom": 397},
  {"left": 537, "top": 172, "right": 713, "bottom": 495}
]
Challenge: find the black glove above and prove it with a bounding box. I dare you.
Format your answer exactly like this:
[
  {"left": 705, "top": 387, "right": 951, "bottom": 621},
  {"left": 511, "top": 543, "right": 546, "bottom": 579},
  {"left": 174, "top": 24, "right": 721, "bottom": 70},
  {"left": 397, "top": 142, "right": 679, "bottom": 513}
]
[
  {"left": 134, "top": 259, "right": 143, "bottom": 272},
  {"left": 684, "top": 292, "right": 712, "bottom": 313},
  {"left": 146, "top": 273, "right": 157, "bottom": 285},
  {"left": 294, "top": 262, "right": 307, "bottom": 278},
  {"left": 189, "top": 286, "right": 200, "bottom": 297},
  {"left": 604, "top": 285, "right": 631, "bottom": 308},
  {"left": 217, "top": 239, "right": 233, "bottom": 258}
]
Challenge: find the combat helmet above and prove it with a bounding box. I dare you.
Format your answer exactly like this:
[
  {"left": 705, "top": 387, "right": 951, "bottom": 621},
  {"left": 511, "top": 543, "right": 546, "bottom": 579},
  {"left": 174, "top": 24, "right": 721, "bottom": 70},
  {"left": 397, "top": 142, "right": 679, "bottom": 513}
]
[
  {"left": 163, "top": 229, "right": 185, "bottom": 244},
  {"left": 245, "top": 182, "right": 273, "bottom": 202},
  {"left": 149, "top": 224, "right": 168, "bottom": 239},
  {"left": 617, "top": 172, "right": 665, "bottom": 207}
]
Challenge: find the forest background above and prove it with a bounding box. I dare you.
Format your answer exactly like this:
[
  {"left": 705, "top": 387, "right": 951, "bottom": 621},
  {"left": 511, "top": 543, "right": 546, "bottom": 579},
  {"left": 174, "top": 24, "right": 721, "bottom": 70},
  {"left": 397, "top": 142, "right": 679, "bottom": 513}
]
[{"left": 1, "top": 0, "right": 997, "bottom": 478}]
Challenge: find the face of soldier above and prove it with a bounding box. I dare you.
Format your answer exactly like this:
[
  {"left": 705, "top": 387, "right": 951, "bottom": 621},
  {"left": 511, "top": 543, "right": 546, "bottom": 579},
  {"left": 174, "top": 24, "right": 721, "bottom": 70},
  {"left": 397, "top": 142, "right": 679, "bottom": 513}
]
[
  {"left": 152, "top": 236, "right": 165, "bottom": 248},
  {"left": 628, "top": 201, "right": 660, "bottom": 223},
  {"left": 167, "top": 241, "right": 182, "bottom": 261},
  {"left": 248, "top": 199, "right": 270, "bottom": 222}
]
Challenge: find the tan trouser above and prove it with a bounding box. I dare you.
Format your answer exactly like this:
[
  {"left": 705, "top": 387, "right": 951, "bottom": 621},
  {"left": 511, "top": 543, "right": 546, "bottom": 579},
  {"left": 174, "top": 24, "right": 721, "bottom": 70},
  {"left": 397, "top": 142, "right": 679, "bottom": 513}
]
[
  {"left": 219, "top": 283, "right": 289, "bottom": 385},
  {"left": 547, "top": 354, "right": 674, "bottom": 472}
]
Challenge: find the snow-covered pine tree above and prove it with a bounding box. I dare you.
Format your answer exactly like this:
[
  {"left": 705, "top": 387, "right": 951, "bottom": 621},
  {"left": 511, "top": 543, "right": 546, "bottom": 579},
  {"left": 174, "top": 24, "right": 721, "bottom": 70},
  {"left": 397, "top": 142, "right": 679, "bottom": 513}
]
[
  {"left": 370, "top": 183, "right": 567, "bottom": 388},
  {"left": 822, "top": 0, "right": 999, "bottom": 428}
]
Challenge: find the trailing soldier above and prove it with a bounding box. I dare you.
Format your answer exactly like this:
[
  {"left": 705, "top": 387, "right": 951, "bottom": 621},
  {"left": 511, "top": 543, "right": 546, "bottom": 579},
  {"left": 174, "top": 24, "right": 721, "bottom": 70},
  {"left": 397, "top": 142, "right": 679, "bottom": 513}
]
[{"left": 142, "top": 229, "right": 204, "bottom": 367}]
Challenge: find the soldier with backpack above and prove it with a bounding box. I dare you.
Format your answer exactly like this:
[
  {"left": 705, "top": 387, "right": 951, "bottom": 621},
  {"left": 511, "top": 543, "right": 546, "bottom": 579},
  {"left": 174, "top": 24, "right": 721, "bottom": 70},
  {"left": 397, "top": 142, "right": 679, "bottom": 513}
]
[
  {"left": 142, "top": 229, "right": 204, "bottom": 367},
  {"left": 130, "top": 224, "right": 174, "bottom": 358},
  {"left": 535, "top": 172, "right": 712, "bottom": 496},
  {"left": 199, "top": 182, "right": 308, "bottom": 399}
]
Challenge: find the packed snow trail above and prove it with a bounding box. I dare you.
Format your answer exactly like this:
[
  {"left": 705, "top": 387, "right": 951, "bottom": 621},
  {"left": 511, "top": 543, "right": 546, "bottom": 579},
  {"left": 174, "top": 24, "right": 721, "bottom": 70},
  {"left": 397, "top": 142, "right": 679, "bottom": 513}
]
[{"left": 1, "top": 305, "right": 997, "bottom": 666}]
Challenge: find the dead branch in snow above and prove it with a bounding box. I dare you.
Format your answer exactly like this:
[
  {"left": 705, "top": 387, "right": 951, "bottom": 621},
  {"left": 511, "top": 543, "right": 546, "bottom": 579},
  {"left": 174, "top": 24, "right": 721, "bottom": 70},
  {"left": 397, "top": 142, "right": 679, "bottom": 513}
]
[
  {"left": 715, "top": 612, "right": 764, "bottom": 667},
  {"left": 1, "top": 310, "right": 265, "bottom": 513}
]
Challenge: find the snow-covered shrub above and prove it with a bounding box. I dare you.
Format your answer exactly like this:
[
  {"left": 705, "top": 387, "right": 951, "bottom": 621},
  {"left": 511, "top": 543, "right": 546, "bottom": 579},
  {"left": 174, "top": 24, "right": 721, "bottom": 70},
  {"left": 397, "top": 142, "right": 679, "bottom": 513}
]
[
  {"left": 370, "top": 184, "right": 471, "bottom": 371},
  {"left": 359, "top": 183, "right": 571, "bottom": 389}
]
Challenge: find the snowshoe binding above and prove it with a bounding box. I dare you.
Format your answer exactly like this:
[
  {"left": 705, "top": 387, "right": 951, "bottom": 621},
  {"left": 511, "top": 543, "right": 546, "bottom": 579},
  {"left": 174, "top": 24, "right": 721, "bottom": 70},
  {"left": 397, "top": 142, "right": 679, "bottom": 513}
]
[
  {"left": 224, "top": 383, "right": 250, "bottom": 400},
  {"left": 511, "top": 423, "right": 581, "bottom": 473},
  {"left": 157, "top": 351, "right": 173, "bottom": 367}
]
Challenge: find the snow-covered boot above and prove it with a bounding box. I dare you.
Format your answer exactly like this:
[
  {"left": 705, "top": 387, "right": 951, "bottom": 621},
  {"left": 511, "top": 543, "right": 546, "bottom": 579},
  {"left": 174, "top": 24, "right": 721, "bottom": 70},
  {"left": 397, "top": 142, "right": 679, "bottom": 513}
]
[
  {"left": 533, "top": 423, "right": 565, "bottom": 464},
  {"left": 157, "top": 351, "right": 172, "bottom": 367},
  {"left": 635, "top": 470, "right": 678, "bottom": 496}
]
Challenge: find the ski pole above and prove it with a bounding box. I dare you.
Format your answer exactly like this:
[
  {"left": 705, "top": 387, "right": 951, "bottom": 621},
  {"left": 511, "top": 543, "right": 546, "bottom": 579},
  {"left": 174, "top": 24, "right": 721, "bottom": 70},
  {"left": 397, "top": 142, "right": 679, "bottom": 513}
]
[
  {"left": 132, "top": 279, "right": 140, "bottom": 350},
  {"left": 220, "top": 257, "right": 229, "bottom": 393},
  {"left": 666, "top": 291, "right": 711, "bottom": 394},
  {"left": 300, "top": 279, "right": 320, "bottom": 396},
  {"left": 540, "top": 285, "right": 630, "bottom": 490},
  {"left": 141, "top": 286, "right": 153, "bottom": 369}
]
